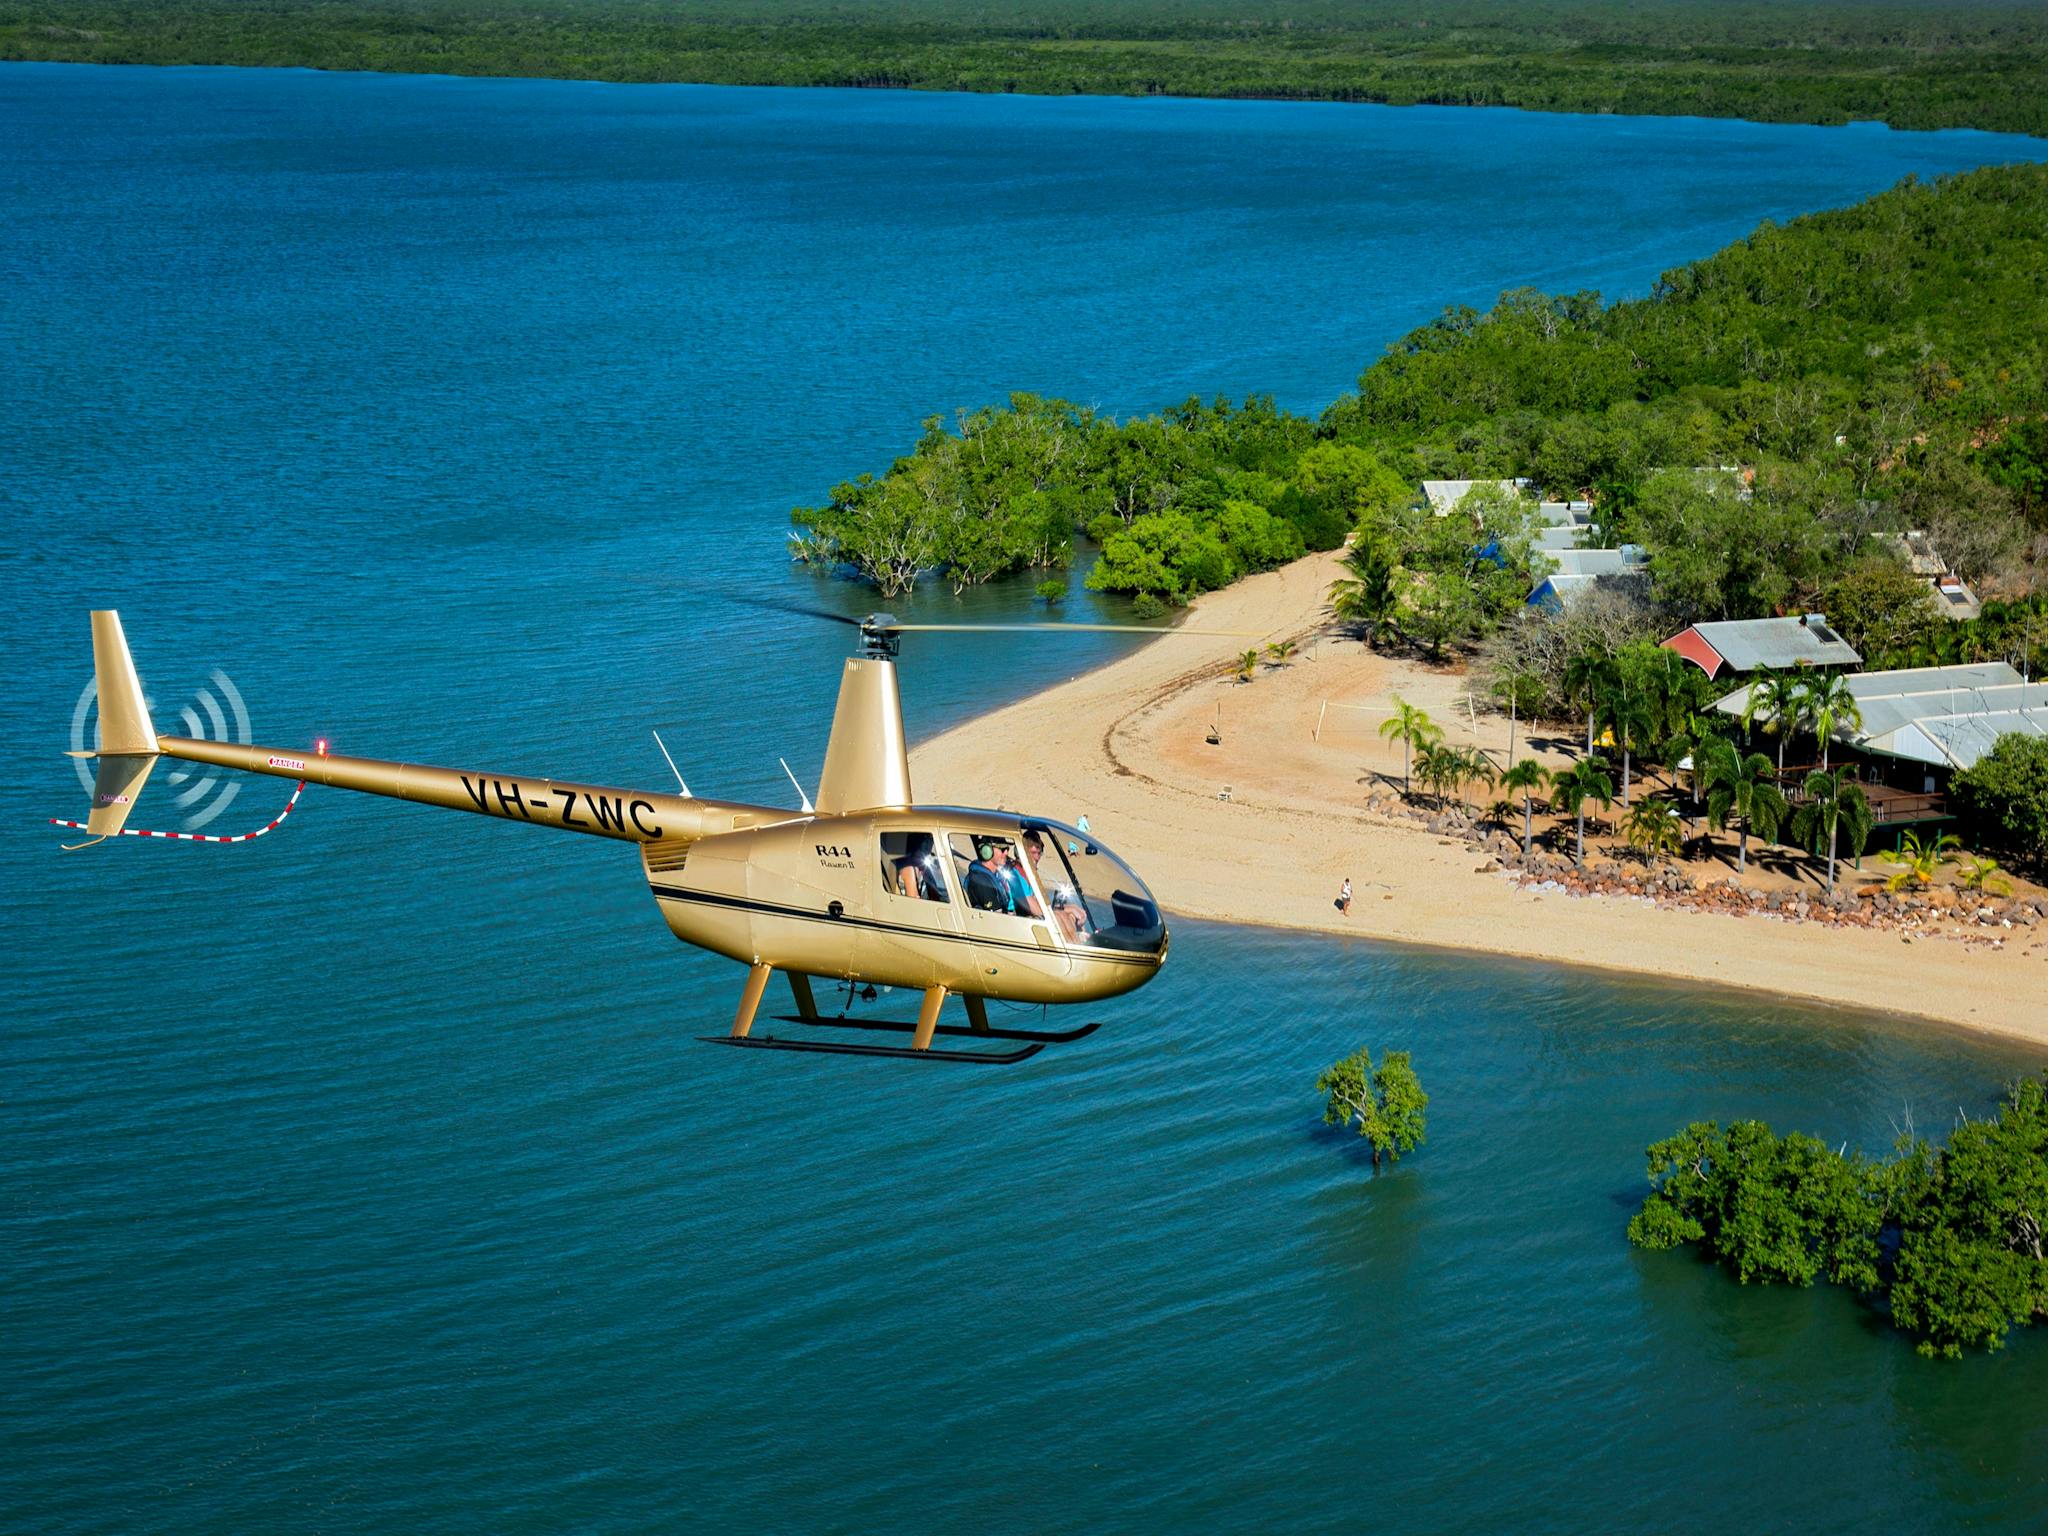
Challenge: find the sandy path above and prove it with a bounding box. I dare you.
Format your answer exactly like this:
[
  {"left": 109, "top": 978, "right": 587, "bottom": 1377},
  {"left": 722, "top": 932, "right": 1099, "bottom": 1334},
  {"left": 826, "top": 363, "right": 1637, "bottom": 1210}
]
[{"left": 911, "top": 550, "right": 2048, "bottom": 1048}]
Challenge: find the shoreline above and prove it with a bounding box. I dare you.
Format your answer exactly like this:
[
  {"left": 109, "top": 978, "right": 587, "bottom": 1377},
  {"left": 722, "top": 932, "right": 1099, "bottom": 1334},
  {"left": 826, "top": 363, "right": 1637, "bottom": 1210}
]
[
  {"left": 910, "top": 548, "right": 2048, "bottom": 1050},
  {"left": 3, "top": 57, "right": 2043, "bottom": 146}
]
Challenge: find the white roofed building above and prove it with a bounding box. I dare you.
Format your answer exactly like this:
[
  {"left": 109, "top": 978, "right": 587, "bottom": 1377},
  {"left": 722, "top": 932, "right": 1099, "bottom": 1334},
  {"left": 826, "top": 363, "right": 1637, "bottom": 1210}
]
[
  {"left": 1713, "top": 661, "right": 2047, "bottom": 826},
  {"left": 1664, "top": 615, "right": 1861, "bottom": 678},
  {"left": 1420, "top": 478, "right": 1534, "bottom": 517}
]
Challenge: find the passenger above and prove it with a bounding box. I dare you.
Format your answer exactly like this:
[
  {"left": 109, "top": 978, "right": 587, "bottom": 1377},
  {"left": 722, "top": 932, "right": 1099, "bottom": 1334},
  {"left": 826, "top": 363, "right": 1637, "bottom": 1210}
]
[
  {"left": 896, "top": 833, "right": 947, "bottom": 902},
  {"left": 1023, "top": 830, "right": 1089, "bottom": 942}
]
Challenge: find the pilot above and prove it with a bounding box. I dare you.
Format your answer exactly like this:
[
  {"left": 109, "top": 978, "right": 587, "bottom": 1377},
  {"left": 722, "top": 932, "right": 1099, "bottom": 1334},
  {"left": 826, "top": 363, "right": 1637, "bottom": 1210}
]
[
  {"left": 968, "top": 839, "right": 1044, "bottom": 919},
  {"left": 1022, "top": 830, "right": 1089, "bottom": 942}
]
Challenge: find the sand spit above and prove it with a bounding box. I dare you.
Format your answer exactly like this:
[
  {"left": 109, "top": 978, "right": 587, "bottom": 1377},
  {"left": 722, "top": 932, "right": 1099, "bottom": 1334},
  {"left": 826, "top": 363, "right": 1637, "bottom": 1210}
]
[{"left": 910, "top": 550, "right": 2048, "bottom": 1049}]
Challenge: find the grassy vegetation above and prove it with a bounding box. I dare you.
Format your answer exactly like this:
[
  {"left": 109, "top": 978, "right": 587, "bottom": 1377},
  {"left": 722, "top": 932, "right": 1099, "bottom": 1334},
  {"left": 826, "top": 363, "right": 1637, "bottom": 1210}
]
[{"left": 5, "top": 0, "right": 2048, "bottom": 137}]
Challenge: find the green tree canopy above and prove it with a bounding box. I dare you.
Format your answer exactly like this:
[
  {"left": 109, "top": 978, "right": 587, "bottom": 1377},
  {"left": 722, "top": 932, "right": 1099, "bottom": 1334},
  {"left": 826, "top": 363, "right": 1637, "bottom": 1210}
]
[
  {"left": 1317, "top": 1047, "right": 1429, "bottom": 1172},
  {"left": 1630, "top": 1076, "right": 2048, "bottom": 1357},
  {"left": 1951, "top": 733, "right": 2048, "bottom": 872}
]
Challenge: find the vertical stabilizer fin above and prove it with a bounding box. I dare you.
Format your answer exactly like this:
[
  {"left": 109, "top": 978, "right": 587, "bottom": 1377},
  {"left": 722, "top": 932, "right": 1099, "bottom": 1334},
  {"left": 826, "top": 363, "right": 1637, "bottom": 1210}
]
[
  {"left": 80, "top": 611, "right": 160, "bottom": 836},
  {"left": 813, "top": 658, "right": 911, "bottom": 815},
  {"left": 91, "top": 611, "right": 158, "bottom": 754}
]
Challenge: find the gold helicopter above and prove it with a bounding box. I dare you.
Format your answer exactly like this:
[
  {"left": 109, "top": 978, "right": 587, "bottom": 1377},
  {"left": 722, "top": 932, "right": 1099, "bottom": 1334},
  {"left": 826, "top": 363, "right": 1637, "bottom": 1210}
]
[{"left": 61, "top": 606, "right": 1236, "bottom": 1064}]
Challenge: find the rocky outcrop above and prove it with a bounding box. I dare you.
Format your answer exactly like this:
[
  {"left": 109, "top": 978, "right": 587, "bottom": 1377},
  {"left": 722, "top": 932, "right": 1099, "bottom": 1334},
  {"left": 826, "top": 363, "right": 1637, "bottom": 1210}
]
[{"left": 1365, "top": 789, "right": 2044, "bottom": 950}]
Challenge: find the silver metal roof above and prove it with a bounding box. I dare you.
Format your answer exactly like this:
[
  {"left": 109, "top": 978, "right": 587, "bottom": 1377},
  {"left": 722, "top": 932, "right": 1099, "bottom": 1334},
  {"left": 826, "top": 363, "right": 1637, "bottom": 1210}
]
[
  {"left": 1713, "top": 662, "right": 2043, "bottom": 769},
  {"left": 1550, "top": 548, "right": 1640, "bottom": 577},
  {"left": 1684, "top": 616, "right": 1861, "bottom": 672},
  {"left": 1890, "top": 707, "right": 2048, "bottom": 768}
]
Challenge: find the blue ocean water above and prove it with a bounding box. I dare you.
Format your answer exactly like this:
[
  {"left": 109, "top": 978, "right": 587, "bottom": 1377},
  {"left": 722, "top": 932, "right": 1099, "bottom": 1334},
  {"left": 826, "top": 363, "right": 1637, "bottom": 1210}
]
[{"left": 3, "top": 64, "right": 2045, "bottom": 1532}]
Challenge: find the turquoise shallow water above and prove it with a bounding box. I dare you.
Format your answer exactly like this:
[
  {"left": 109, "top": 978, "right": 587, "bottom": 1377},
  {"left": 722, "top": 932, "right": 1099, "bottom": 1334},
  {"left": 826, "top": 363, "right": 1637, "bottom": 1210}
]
[{"left": 3, "top": 64, "right": 2046, "bottom": 1532}]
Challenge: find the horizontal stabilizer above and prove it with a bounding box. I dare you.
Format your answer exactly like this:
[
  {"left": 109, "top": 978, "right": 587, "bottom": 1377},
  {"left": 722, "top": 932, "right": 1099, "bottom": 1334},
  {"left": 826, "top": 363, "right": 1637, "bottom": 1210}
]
[{"left": 87, "top": 753, "right": 158, "bottom": 836}]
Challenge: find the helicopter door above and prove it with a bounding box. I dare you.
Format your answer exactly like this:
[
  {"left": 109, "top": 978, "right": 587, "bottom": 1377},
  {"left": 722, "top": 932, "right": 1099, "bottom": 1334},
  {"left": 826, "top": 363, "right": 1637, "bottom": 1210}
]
[
  {"left": 862, "top": 829, "right": 966, "bottom": 989},
  {"left": 949, "top": 832, "right": 1069, "bottom": 990}
]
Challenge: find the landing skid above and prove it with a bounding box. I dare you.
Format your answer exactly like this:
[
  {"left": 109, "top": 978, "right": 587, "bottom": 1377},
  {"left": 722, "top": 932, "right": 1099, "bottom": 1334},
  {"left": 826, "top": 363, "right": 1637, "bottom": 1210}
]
[
  {"left": 708, "top": 967, "right": 1100, "bottom": 1065},
  {"left": 702, "top": 1033, "right": 1045, "bottom": 1065},
  {"left": 776, "top": 1014, "right": 1103, "bottom": 1045}
]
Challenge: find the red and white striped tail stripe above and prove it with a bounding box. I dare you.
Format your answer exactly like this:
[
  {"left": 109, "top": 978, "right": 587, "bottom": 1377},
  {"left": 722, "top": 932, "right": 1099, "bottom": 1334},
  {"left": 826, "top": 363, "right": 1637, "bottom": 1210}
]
[{"left": 51, "top": 780, "right": 306, "bottom": 843}]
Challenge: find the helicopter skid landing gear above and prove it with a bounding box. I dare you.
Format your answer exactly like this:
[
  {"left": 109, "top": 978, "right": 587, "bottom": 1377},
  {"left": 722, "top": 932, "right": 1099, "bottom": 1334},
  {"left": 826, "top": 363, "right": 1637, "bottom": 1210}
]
[
  {"left": 705, "top": 1033, "right": 1046, "bottom": 1065},
  {"left": 777, "top": 1014, "right": 1102, "bottom": 1046},
  {"left": 703, "top": 969, "right": 1094, "bottom": 1064}
]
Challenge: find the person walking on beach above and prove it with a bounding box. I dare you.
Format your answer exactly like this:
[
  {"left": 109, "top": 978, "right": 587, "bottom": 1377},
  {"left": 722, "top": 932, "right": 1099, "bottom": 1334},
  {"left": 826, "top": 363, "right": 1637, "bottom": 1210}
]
[{"left": 1336, "top": 877, "right": 1352, "bottom": 915}]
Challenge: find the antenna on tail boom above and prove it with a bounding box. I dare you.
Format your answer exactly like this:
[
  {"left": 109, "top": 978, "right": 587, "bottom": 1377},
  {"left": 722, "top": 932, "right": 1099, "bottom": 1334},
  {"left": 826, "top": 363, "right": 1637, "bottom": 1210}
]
[
  {"left": 780, "top": 758, "right": 815, "bottom": 815},
  {"left": 651, "top": 730, "right": 691, "bottom": 797}
]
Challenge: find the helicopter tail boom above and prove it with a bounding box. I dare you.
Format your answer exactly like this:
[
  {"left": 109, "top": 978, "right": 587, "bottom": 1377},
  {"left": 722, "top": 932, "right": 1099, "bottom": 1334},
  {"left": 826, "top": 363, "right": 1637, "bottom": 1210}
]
[
  {"left": 155, "top": 734, "right": 766, "bottom": 845},
  {"left": 65, "top": 610, "right": 786, "bottom": 846}
]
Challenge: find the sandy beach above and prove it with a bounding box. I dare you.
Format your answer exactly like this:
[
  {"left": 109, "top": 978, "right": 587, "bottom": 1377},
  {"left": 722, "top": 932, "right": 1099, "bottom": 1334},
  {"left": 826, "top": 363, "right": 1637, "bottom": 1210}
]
[{"left": 911, "top": 549, "right": 2048, "bottom": 1047}]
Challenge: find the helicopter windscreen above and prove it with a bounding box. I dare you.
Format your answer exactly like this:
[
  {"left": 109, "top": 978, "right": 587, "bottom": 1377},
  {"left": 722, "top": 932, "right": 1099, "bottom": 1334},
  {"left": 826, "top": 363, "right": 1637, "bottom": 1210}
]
[{"left": 1018, "top": 820, "right": 1165, "bottom": 955}]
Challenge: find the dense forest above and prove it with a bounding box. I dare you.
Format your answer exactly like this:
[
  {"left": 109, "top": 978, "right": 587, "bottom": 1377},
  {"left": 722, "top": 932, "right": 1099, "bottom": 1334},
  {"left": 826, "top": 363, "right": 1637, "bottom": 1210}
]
[
  {"left": 6, "top": 0, "right": 2048, "bottom": 136},
  {"left": 793, "top": 165, "right": 2048, "bottom": 694}
]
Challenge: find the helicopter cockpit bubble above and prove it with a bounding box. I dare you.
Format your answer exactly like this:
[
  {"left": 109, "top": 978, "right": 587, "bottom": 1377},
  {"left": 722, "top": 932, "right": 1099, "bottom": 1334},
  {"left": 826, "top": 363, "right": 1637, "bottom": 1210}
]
[{"left": 1019, "top": 819, "right": 1165, "bottom": 956}]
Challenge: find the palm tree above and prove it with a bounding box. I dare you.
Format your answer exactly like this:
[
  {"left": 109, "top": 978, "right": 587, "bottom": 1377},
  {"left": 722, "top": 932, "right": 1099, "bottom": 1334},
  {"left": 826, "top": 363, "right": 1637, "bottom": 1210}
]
[
  {"left": 1378, "top": 696, "right": 1440, "bottom": 799},
  {"left": 1234, "top": 648, "right": 1259, "bottom": 683},
  {"left": 1623, "top": 800, "right": 1684, "bottom": 866},
  {"left": 1884, "top": 829, "right": 1961, "bottom": 892},
  {"left": 1550, "top": 756, "right": 1617, "bottom": 869},
  {"left": 1798, "top": 671, "right": 1864, "bottom": 770},
  {"left": 1563, "top": 650, "right": 1617, "bottom": 755},
  {"left": 1264, "top": 640, "right": 1298, "bottom": 666},
  {"left": 1500, "top": 758, "right": 1548, "bottom": 862},
  {"left": 1666, "top": 706, "right": 1734, "bottom": 804},
  {"left": 1413, "top": 739, "right": 1458, "bottom": 808},
  {"left": 1603, "top": 689, "right": 1658, "bottom": 808},
  {"left": 1700, "top": 740, "right": 1788, "bottom": 876},
  {"left": 1492, "top": 669, "right": 1541, "bottom": 765},
  {"left": 1328, "top": 540, "right": 1401, "bottom": 646},
  {"left": 1790, "top": 770, "right": 1874, "bottom": 899},
  {"left": 1643, "top": 646, "right": 1708, "bottom": 744},
  {"left": 1462, "top": 746, "right": 1499, "bottom": 812},
  {"left": 1958, "top": 855, "right": 2014, "bottom": 896},
  {"left": 1743, "top": 667, "right": 1806, "bottom": 776}
]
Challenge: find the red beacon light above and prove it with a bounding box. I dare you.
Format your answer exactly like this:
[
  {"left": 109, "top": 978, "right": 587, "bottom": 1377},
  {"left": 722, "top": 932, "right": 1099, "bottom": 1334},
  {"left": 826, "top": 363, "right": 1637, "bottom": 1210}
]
[{"left": 315, "top": 738, "right": 329, "bottom": 756}]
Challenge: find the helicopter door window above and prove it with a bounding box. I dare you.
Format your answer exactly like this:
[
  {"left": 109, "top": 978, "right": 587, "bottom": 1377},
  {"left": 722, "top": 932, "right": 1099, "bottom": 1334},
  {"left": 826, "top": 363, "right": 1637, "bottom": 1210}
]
[
  {"left": 950, "top": 834, "right": 1045, "bottom": 922},
  {"left": 879, "top": 831, "right": 950, "bottom": 904}
]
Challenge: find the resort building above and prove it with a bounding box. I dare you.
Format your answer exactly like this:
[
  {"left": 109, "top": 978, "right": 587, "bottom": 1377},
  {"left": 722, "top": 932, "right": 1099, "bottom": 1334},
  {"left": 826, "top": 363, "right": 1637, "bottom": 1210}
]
[
  {"left": 1420, "top": 477, "right": 1534, "bottom": 517},
  {"left": 1534, "top": 500, "right": 1596, "bottom": 553},
  {"left": 1712, "top": 660, "right": 2047, "bottom": 828},
  {"left": 1526, "top": 545, "right": 1650, "bottom": 610},
  {"left": 1662, "top": 615, "right": 1861, "bottom": 678},
  {"left": 1889, "top": 530, "right": 1985, "bottom": 621}
]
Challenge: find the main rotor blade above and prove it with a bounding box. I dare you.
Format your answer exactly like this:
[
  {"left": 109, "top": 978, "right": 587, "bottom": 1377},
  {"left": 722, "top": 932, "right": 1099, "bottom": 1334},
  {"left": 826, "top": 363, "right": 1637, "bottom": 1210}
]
[
  {"left": 884, "top": 622, "right": 1263, "bottom": 637},
  {"left": 726, "top": 594, "right": 865, "bottom": 627}
]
